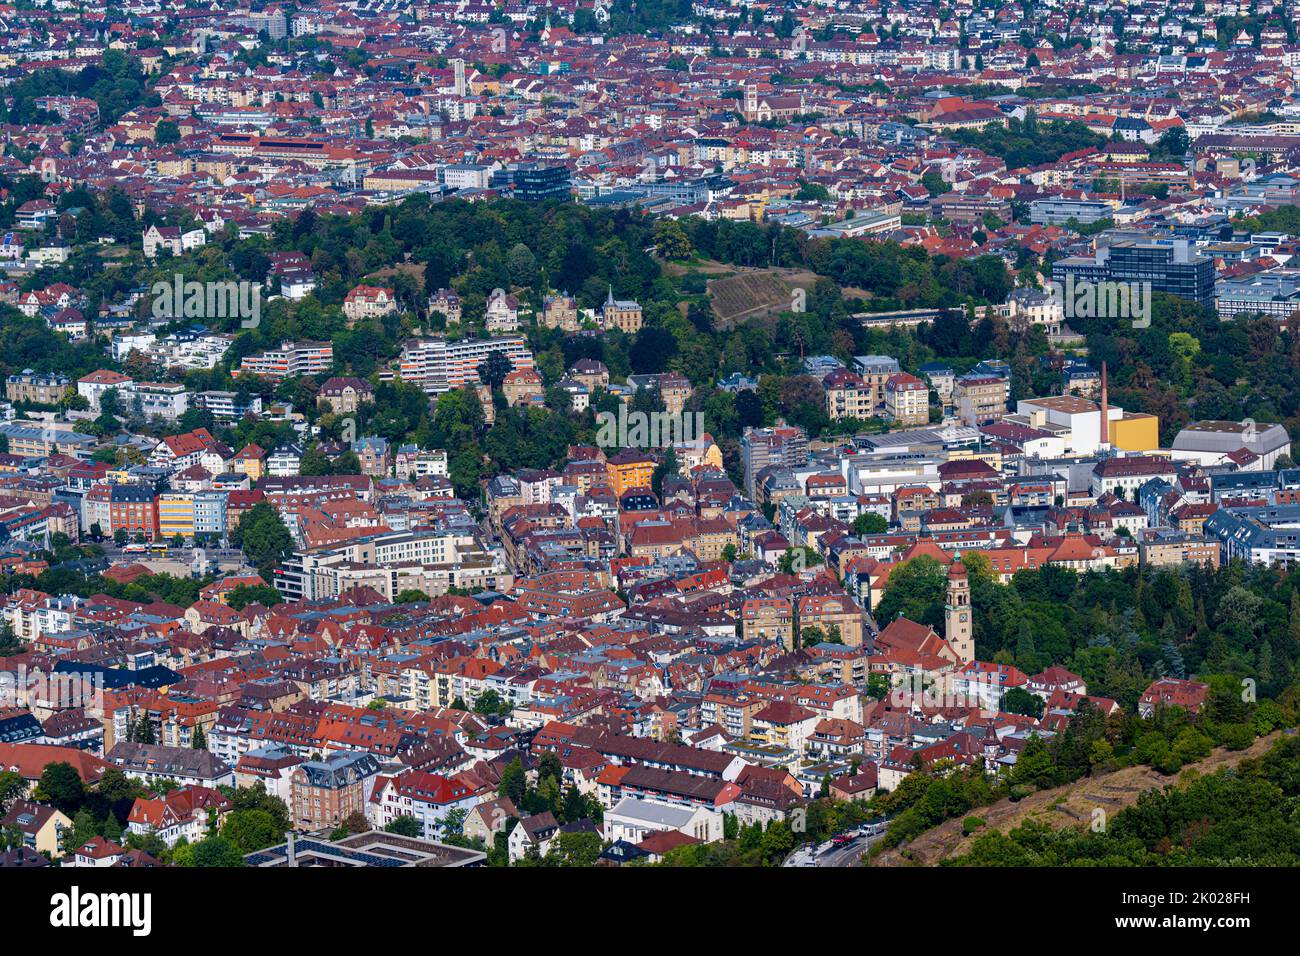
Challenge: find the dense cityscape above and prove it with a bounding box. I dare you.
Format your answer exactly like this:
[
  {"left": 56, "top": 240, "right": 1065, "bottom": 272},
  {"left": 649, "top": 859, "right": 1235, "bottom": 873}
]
[{"left": 0, "top": 0, "right": 1293, "bottom": 899}]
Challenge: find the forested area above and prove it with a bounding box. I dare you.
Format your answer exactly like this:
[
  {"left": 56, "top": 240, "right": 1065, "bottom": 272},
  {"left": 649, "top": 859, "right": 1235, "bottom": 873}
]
[
  {"left": 1, "top": 185, "right": 1296, "bottom": 492},
  {"left": 945, "top": 733, "right": 1300, "bottom": 865},
  {"left": 879, "top": 555, "right": 1300, "bottom": 709},
  {"left": 0, "top": 50, "right": 158, "bottom": 131},
  {"left": 0, "top": 193, "right": 1017, "bottom": 492}
]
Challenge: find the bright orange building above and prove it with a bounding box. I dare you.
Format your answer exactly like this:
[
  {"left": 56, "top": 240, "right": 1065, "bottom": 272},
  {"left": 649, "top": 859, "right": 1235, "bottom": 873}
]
[{"left": 605, "top": 450, "right": 656, "bottom": 497}]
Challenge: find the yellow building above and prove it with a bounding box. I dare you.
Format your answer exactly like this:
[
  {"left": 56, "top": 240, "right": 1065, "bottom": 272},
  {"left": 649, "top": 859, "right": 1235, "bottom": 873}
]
[
  {"left": 233, "top": 444, "right": 265, "bottom": 482},
  {"left": 675, "top": 439, "right": 723, "bottom": 475},
  {"left": 606, "top": 450, "right": 656, "bottom": 496},
  {"left": 1110, "top": 412, "right": 1159, "bottom": 452},
  {"left": 4, "top": 802, "right": 72, "bottom": 858},
  {"left": 158, "top": 493, "right": 196, "bottom": 539},
  {"left": 945, "top": 447, "right": 1004, "bottom": 472},
  {"left": 742, "top": 598, "right": 794, "bottom": 647}
]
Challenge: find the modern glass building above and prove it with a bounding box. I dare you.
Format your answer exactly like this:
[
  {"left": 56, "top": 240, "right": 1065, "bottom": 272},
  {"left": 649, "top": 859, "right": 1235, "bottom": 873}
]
[
  {"left": 1053, "top": 239, "right": 1215, "bottom": 306},
  {"left": 492, "top": 162, "right": 571, "bottom": 201}
]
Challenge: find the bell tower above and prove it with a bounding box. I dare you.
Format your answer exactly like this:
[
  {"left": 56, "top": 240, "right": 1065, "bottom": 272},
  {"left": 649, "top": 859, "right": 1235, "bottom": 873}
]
[{"left": 945, "top": 560, "right": 974, "bottom": 664}]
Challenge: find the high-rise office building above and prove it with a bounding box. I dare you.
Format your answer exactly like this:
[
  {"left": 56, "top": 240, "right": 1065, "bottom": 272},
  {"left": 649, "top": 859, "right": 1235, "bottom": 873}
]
[{"left": 1053, "top": 239, "right": 1214, "bottom": 307}]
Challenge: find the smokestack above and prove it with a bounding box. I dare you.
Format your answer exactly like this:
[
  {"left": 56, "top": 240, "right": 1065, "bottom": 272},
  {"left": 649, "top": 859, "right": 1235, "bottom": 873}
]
[
  {"left": 1100, "top": 361, "right": 1109, "bottom": 447},
  {"left": 286, "top": 832, "right": 296, "bottom": 868}
]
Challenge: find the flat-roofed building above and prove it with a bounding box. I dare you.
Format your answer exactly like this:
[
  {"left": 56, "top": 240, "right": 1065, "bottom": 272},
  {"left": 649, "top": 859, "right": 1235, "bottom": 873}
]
[
  {"left": 1171, "top": 419, "right": 1291, "bottom": 470},
  {"left": 1017, "top": 395, "right": 1125, "bottom": 455},
  {"left": 1215, "top": 271, "right": 1300, "bottom": 319},
  {"left": 954, "top": 374, "right": 1008, "bottom": 426},
  {"left": 247, "top": 830, "right": 485, "bottom": 867}
]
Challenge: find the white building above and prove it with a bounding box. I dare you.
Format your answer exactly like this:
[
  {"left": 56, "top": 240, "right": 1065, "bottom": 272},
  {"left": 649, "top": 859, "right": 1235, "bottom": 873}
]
[
  {"left": 603, "top": 796, "right": 723, "bottom": 844},
  {"left": 368, "top": 771, "right": 483, "bottom": 840},
  {"left": 1016, "top": 395, "right": 1124, "bottom": 456},
  {"left": 1170, "top": 420, "right": 1291, "bottom": 470},
  {"left": 76, "top": 370, "right": 134, "bottom": 411}
]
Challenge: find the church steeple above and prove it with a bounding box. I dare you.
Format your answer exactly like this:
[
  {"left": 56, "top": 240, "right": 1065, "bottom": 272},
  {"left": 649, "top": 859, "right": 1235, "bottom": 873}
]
[{"left": 945, "top": 560, "right": 973, "bottom": 664}]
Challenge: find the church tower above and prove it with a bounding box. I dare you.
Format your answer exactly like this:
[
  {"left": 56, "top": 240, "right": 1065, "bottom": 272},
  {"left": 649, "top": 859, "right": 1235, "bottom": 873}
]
[{"left": 945, "top": 561, "right": 974, "bottom": 664}]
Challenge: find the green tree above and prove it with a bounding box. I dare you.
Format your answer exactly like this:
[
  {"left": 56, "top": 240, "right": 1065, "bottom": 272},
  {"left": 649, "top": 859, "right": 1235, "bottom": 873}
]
[
  {"left": 0, "top": 621, "right": 21, "bottom": 657},
  {"left": 384, "top": 815, "right": 422, "bottom": 837},
  {"left": 231, "top": 502, "right": 294, "bottom": 579},
  {"left": 851, "top": 512, "right": 889, "bottom": 535},
  {"left": 1002, "top": 687, "right": 1045, "bottom": 718},
  {"left": 220, "top": 809, "right": 281, "bottom": 853},
  {"left": 34, "top": 763, "right": 85, "bottom": 814},
  {"left": 0, "top": 770, "right": 25, "bottom": 811},
  {"left": 155, "top": 119, "right": 181, "bottom": 145},
  {"left": 498, "top": 758, "right": 527, "bottom": 805},
  {"left": 183, "top": 835, "right": 246, "bottom": 867},
  {"left": 224, "top": 583, "right": 283, "bottom": 611},
  {"left": 543, "top": 831, "right": 603, "bottom": 866},
  {"left": 474, "top": 690, "right": 509, "bottom": 717},
  {"left": 477, "top": 350, "right": 514, "bottom": 390}
]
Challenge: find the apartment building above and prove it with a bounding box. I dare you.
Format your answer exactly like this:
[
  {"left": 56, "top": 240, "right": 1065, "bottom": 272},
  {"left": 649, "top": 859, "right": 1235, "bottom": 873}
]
[
  {"left": 742, "top": 598, "right": 794, "bottom": 647},
  {"left": 740, "top": 424, "right": 808, "bottom": 497},
  {"left": 823, "top": 370, "right": 874, "bottom": 421},
  {"left": 6, "top": 370, "right": 70, "bottom": 405},
  {"left": 797, "top": 594, "right": 865, "bottom": 648},
  {"left": 605, "top": 450, "right": 656, "bottom": 497},
  {"left": 884, "top": 372, "right": 929, "bottom": 426},
  {"left": 853, "top": 355, "right": 902, "bottom": 409},
  {"left": 76, "top": 370, "right": 133, "bottom": 411},
  {"left": 158, "top": 492, "right": 196, "bottom": 540},
  {"left": 540, "top": 294, "right": 580, "bottom": 331},
  {"left": 238, "top": 341, "right": 334, "bottom": 379},
  {"left": 342, "top": 285, "right": 397, "bottom": 324},
  {"left": 626, "top": 372, "right": 693, "bottom": 416},
  {"left": 108, "top": 484, "right": 160, "bottom": 540},
  {"left": 398, "top": 336, "right": 534, "bottom": 393},
  {"left": 394, "top": 446, "right": 449, "bottom": 480},
  {"left": 0, "top": 423, "right": 96, "bottom": 459},
  {"left": 275, "top": 529, "right": 509, "bottom": 602},
  {"left": 1091, "top": 456, "right": 1178, "bottom": 498},
  {"left": 194, "top": 391, "right": 263, "bottom": 420},
  {"left": 954, "top": 374, "right": 1008, "bottom": 426},
  {"left": 317, "top": 377, "right": 373, "bottom": 414},
  {"left": 290, "top": 752, "right": 381, "bottom": 831},
  {"left": 134, "top": 382, "right": 189, "bottom": 420}
]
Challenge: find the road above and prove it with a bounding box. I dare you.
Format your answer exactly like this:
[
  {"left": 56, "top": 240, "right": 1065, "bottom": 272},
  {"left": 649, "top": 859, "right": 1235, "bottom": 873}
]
[{"left": 783, "top": 828, "right": 887, "bottom": 868}]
